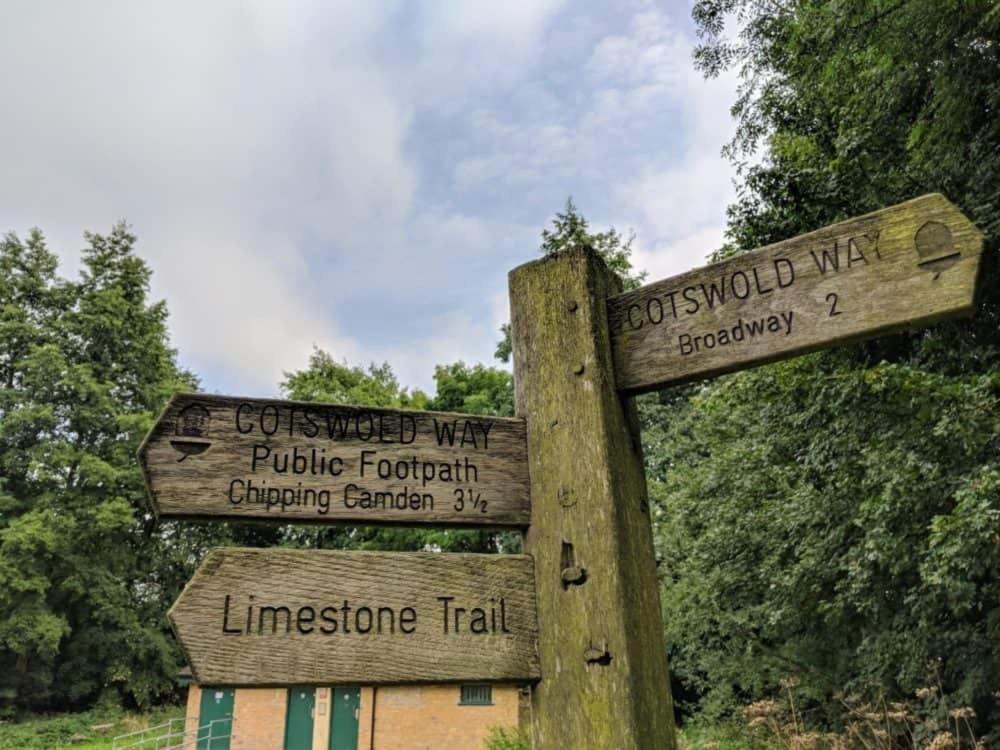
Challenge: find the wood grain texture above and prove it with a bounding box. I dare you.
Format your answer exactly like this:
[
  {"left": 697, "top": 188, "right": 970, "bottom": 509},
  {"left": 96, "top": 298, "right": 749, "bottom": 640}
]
[
  {"left": 509, "top": 248, "right": 676, "bottom": 750},
  {"left": 608, "top": 194, "right": 984, "bottom": 394},
  {"left": 169, "top": 549, "right": 540, "bottom": 685},
  {"left": 139, "top": 394, "right": 530, "bottom": 527}
]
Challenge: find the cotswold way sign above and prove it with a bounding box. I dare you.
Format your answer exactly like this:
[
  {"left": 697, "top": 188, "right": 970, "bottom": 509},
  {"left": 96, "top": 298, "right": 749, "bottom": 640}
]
[
  {"left": 608, "top": 194, "right": 984, "bottom": 393},
  {"left": 170, "top": 549, "right": 539, "bottom": 685},
  {"left": 139, "top": 394, "right": 530, "bottom": 526}
]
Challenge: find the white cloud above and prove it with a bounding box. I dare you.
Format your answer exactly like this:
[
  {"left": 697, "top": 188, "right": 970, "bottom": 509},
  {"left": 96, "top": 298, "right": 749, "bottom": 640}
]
[
  {"left": 421, "top": 0, "right": 566, "bottom": 42},
  {"left": 594, "top": 8, "right": 741, "bottom": 279},
  {"left": 632, "top": 224, "right": 729, "bottom": 285},
  {"left": 0, "top": 0, "right": 413, "bottom": 394},
  {"left": 442, "top": 5, "right": 740, "bottom": 284},
  {"left": 0, "top": 0, "right": 741, "bottom": 397}
]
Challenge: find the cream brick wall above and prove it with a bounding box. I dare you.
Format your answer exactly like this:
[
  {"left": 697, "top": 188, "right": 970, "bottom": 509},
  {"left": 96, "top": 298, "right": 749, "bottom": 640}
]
[
  {"left": 182, "top": 685, "right": 201, "bottom": 750},
  {"left": 369, "top": 684, "right": 520, "bottom": 750},
  {"left": 357, "top": 687, "right": 374, "bottom": 749},
  {"left": 232, "top": 687, "right": 287, "bottom": 750},
  {"left": 185, "top": 683, "right": 521, "bottom": 750}
]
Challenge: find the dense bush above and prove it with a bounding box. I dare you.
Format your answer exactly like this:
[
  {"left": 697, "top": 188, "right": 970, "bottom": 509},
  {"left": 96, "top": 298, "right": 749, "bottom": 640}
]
[{"left": 649, "top": 0, "right": 1000, "bottom": 739}]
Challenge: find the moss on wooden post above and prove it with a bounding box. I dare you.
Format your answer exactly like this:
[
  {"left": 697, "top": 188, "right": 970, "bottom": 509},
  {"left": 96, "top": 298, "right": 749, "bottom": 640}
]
[{"left": 509, "top": 247, "right": 676, "bottom": 749}]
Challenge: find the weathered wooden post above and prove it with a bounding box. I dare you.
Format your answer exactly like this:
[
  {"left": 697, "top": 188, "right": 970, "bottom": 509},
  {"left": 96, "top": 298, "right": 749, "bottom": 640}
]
[{"left": 509, "top": 248, "right": 676, "bottom": 749}]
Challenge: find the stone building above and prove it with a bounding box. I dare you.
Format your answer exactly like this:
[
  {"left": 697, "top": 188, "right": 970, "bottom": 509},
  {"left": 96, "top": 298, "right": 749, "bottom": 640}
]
[{"left": 182, "top": 680, "right": 528, "bottom": 749}]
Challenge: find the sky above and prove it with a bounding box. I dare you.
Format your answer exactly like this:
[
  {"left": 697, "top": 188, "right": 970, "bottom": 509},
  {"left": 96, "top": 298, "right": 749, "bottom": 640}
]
[{"left": 0, "top": 0, "right": 740, "bottom": 397}]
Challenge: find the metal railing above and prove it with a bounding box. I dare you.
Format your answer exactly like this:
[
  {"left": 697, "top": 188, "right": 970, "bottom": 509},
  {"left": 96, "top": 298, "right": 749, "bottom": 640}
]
[
  {"left": 111, "top": 716, "right": 233, "bottom": 750},
  {"left": 111, "top": 717, "right": 184, "bottom": 749}
]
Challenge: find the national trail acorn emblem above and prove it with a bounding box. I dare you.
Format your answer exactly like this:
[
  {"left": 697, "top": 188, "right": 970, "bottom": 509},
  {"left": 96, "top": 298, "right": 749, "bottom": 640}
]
[{"left": 170, "top": 402, "right": 211, "bottom": 461}]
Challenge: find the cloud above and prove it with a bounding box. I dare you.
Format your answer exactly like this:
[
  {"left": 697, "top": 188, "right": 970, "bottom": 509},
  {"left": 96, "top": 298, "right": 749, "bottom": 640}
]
[
  {"left": 0, "top": 0, "right": 739, "bottom": 397},
  {"left": 587, "top": 8, "right": 741, "bottom": 279},
  {"left": 440, "top": 5, "right": 739, "bottom": 281},
  {"left": 0, "top": 0, "right": 414, "bottom": 393}
]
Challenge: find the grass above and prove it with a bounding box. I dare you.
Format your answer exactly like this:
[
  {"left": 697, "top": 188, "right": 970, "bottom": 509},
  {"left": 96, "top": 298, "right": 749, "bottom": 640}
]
[
  {"left": 679, "top": 721, "right": 779, "bottom": 750},
  {"left": 0, "top": 704, "right": 185, "bottom": 750}
]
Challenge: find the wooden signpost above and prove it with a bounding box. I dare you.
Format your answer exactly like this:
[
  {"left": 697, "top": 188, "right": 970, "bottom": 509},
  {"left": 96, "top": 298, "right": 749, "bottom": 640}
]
[
  {"left": 505, "top": 194, "right": 982, "bottom": 749},
  {"left": 608, "top": 194, "right": 984, "bottom": 393},
  {"left": 142, "top": 193, "right": 984, "bottom": 750},
  {"left": 169, "top": 549, "right": 539, "bottom": 686},
  {"left": 139, "top": 394, "right": 530, "bottom": 527}
]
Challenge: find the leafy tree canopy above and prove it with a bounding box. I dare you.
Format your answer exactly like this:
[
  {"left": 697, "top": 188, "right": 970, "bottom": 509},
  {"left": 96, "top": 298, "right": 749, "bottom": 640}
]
[
  {"left": 281, "top": 349, "right": 429, "bottom": 410},
  {"left": 429, "top": 362, "right": 513, "bottom": 417},
  {"left": 653, "top": 0, "right": 1000, "bottom": 735},
  {"left": 0, "top": 225, "right": 208, "bottom": 715}
]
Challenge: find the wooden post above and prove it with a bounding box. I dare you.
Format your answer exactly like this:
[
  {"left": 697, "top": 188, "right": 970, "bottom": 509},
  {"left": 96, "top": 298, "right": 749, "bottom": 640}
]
[{"left": 509, "top": 248, "right": 676, "bottom": 749}]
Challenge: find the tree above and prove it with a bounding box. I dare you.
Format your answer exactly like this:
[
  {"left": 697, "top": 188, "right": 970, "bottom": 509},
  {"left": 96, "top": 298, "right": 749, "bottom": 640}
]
[
  {"left": 281, "top": 349, "right": 429, "bottom": 410},
  {"left": 692, "top": 0, "right": 999, "bottom": 366},
  {"left": 0, "top": 225, "right": 207, "bottom": 714},
  {"left": 652, "top": 356, "right": 999, "bottom": 724},
  {"left": 429, "top": 362, "right": 513, "bottom": 417},
  {"left": 495, "top": 199, "right": 646, "bottom": 362},
  {"left": 651, "top": 0, "right": 1000, "bottom": 734}
]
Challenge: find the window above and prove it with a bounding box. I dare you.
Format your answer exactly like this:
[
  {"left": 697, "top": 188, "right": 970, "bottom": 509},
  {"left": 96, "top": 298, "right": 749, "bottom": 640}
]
[{"left": 459, "top": 684, "right": 492, "bottom": 706}]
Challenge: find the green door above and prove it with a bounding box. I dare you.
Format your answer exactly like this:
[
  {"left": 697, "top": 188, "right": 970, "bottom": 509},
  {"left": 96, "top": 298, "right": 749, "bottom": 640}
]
[
  {"left": 330, "top": 687, "right": 360, "bottom": 750},
  {"left": 284, "top": 687, "right": 316, "bottom": 750},
  {"left": 197, "top": 687, "right": 234, "bottom": 750}
]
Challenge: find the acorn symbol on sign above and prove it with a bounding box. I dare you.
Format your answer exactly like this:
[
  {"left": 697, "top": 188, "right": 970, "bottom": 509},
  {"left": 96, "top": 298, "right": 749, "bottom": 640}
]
[
  {"left": 914, "top": 221, "right": 961, "bottom": 279},
  {"left": 170, "top": 403, "right": 212, "bottom": 462}
]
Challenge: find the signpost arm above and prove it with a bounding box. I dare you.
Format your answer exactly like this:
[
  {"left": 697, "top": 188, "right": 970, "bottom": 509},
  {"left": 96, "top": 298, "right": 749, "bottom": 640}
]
[{"left": 509, "top": 247, "right": 676, "bottom": 749}]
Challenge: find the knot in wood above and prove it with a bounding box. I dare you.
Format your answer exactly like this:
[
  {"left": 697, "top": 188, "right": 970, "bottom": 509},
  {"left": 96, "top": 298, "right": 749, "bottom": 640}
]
[{"left": 557, "top": 486, "right": 576, "bottom": 508}]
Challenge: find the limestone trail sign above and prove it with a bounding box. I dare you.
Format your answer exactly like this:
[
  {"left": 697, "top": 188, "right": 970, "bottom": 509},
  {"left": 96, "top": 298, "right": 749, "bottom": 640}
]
[
  {"left": 139, "top": 394, "right": 530, "bottom": 527},
  {"left": 608, "top": 194, "right": 984, "bottom": 394},
  {"left": 169, "top": 548, "right": 540, "bottom": 686}
]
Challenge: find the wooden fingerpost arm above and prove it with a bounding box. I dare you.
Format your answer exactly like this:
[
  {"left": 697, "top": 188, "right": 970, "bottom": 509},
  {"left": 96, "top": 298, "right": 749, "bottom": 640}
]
[{"left": 509, "top": 247, "right": 677, "bottom": 749}]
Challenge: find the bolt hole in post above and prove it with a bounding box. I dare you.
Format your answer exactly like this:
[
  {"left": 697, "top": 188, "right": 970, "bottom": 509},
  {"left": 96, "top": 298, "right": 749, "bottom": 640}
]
[
  {"left": 584, "top": 643, "right": 613, "bottom": 667},
  {"left": 560, "top": 541, "right": 587, "bottom": 589}
]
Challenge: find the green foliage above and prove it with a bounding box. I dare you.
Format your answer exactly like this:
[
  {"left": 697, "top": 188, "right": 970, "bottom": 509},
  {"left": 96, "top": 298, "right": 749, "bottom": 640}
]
[
  {"left": 281, "top": 349, "right": 429, "bottom": 409},
  {"left": 0, "top": 226, "right": 208, "bottom": 714},
  {"left": 695, "top": 0, "right": 1000, "bottom": 263},
  {"left": 653, "top": 359, "right": 998, "bottom": 724},
  {"left": 0, "top": 703, "right": 183, "bottom": 750},
  {"left": 484, "top": 725, "right": 532, "bottom": 750},
  {"left": 495, "top": 198, "right": 645, "bottom": 362},
  {"left": 429, "top": 362, "right": 513, "bottom": 417},
  {"left": 678, "top": 721, "right": 776, "bottom": 750},
  {"left": 539, "top": 199, "right": 646, "bottom": 290},
  {"left": 656, "top": 0, "right": 1000, "bottom": 735},
  {"left": 741, "top": 683, "right": 986, "bottom": 750}
]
